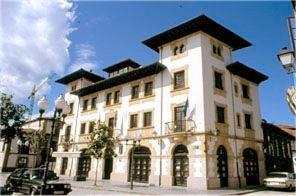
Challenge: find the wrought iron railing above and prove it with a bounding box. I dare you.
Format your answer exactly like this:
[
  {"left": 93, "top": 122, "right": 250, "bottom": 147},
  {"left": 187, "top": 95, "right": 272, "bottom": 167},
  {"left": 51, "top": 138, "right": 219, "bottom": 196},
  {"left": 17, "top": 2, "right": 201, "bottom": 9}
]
[
  {"left": 165, "top": 120, "right": 196, "bottom": 133},
  {"left": 59, "top": 135, "right": 73, "bottom": 144}
]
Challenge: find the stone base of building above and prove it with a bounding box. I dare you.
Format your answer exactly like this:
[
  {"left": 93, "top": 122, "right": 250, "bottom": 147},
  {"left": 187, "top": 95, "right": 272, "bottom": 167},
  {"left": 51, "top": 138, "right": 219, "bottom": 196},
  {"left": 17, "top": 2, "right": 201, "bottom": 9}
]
[
  {"left": 110, "top": 172, "right": 128, "bottom": 182},
  {"left": 187, "top": 176, "right": 207, "bottom": 190}
]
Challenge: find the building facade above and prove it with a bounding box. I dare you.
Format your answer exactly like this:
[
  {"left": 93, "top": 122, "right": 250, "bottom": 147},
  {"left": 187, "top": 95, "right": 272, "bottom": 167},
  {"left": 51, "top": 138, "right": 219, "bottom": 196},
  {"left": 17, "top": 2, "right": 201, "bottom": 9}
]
[
  {"left": 0, "top": 118, "right": 58, "bottom": 172},
  {"left": 262, "top": 121, "right": 295, "bottom": 174},
  {"left": 53, "top": 14, "right": 268, "bottom": 189}
]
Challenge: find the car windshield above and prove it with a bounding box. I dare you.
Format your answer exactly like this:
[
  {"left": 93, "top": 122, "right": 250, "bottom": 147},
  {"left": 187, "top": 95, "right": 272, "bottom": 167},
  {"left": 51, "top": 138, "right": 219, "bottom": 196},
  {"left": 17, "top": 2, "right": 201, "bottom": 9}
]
[
  {"left": 31, "top": 170, "right": 57, "bottom": 180},
  {"left": 267, "top": 173, "right": 287, "bottom": 178}
]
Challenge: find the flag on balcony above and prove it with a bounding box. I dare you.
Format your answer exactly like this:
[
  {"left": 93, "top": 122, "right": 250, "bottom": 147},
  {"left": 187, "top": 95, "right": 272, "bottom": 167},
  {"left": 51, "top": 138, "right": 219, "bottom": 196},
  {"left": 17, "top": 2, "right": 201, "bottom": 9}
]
[
  {"left": 188, "top": 105, "right": 196, "bottom": 120},
  {"left": 183, "top": 98, "right": 189, "bottom": 117}
]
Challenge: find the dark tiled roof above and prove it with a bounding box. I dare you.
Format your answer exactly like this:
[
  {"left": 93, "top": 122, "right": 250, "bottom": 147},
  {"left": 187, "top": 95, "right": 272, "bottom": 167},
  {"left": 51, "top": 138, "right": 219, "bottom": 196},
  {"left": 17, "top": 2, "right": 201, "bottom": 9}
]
[
  {"left": 56, "top": 69, "right": 105, "bottom": 85},
  {"left": 73, "top": 62, "right": 166, "bottom": 97},
  {"left": 142, "top": 14, "right": 251, "bottom": 52},
  {"left": 276, "top": 125, "right": 296, "bottom": 138},
  {"left": 103, "top": 59, "right": 141, "bottom": 73},
  {"left": 226, "top": 62, "right": 268, "bottom": 84}
]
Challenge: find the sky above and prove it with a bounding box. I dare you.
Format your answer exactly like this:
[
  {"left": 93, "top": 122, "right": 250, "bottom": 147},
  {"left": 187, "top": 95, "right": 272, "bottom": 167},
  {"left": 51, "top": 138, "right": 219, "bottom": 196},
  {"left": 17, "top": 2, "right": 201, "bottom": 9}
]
[{"left": 0, "top": 0, "right": 295, "bottom": 125}]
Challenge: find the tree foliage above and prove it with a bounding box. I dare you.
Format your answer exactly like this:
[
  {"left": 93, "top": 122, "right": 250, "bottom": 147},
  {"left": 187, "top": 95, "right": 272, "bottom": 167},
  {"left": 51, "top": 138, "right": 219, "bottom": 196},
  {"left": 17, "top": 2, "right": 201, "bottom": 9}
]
[
  {"left": 27, "top": 128, "right": 48, "bottom": 155},
  {"left": 87, "top": 122, "right": 117, "bottom": 159},
  {"left": 0, "top": 92, "right": 28, "bottom": 143}
]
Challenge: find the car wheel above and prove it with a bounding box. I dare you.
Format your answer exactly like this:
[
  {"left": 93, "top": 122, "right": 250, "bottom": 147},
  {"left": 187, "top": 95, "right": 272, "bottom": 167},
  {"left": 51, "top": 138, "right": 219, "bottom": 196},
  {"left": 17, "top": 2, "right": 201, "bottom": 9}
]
[
  {"left": 30, "top": 188, "right": 39, "bottom": 195},
  {"left": 5, "top": 183, "right": 13, "bottom": 192},
  {"left": 288, "top": 185, "right": 295, "bottom": 192}
]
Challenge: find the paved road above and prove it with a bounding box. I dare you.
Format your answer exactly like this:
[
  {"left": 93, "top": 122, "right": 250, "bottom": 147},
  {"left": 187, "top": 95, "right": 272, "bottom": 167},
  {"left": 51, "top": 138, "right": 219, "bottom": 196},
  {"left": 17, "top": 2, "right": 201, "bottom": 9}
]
[
  {"left": 245, "top": 190, "right": 296, "bottom": 195},
  {"left": 69, "top": 187, "right": 131, "bottom": 195},
  {"left": 1, "top": 173, "right": 295, "bottom": 195}
]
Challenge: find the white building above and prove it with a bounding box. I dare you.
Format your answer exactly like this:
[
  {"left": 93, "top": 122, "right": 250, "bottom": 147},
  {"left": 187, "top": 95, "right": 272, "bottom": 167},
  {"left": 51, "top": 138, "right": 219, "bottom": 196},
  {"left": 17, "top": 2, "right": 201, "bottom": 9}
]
[
  {"left": 0, "top": 118, "right": 58, "bottom": 172},
  {"left": 53, "top": 14, "right": 268, "bottom": 189}
]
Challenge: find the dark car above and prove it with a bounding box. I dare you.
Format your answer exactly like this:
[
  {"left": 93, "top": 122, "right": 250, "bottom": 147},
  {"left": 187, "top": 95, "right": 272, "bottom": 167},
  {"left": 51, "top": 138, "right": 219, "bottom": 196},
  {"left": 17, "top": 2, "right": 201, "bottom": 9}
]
[{"left": 4, "top": 168, "right": 71, "bottom": 195}]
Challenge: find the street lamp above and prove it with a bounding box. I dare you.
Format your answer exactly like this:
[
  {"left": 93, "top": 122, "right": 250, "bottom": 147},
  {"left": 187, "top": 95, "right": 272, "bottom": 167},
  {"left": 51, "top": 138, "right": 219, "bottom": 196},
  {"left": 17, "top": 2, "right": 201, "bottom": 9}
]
[
  {"left": 125, "top": 133, "right": 142, "bottom": 190},
  {"left": 277, "top": 47, "right": 295, "bottom": 74},
  {"left": 16, "top": 138, "right": 30, "bottom": 154},
  {"left": 37, "top": 94, "right": 69, "bottom": 194}
]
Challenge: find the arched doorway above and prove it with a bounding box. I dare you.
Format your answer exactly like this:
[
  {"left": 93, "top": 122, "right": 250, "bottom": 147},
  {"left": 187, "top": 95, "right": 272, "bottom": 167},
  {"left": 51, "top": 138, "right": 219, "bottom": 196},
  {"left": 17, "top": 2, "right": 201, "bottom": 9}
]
[
  {"left": 77, "top": 149, "right": 91, "bottom": 178},
  {"left": 217, "top": 145, "right": 228, "bottom": 187},
  {"left": 243, "top": 148, "right": 259, "bottom": 185},
  {"left": 173, "top": 144, "right": 189, "bottom": 187},
  {"left": 128, "top": 146, "right": 151, "bottom": 183},
  {"left": 103, "top": 157, "right": 113, "bottom": 179}
]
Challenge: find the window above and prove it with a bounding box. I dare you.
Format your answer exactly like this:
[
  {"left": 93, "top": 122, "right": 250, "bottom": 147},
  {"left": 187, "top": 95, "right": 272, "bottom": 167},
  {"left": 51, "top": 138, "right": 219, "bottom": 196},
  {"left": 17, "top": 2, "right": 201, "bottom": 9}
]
[
  {"left": 242, "top": 84, "right": 250, "bottom": 99},
  {"left": 144, "top": 82, "right": 153, "bottom": 96},
  {"left": 65, "top": 126, "right": 71, "bottom": 142},
  {"left": 216, "top": 106, "right": 225, "bottom": 123},
  {"left": 179, "top": 44, "right": 185, "bottom": 53},
  {"left": 174, "top": 106, "right": 186, "bottom": 132},
  {"left": 83, "top": 100, "right": 88, "bottom": 111},
  {"left": 108, "top": 117, "right": 115, "bottom": 128},
  {"left": 131, "top": 85, "right": 140, "bottom": 99},
  {"left": 212, "top": 45, "right": 217, "bottom": 54},
  {"left": 173, "top": 46, "right": 178, "bottom": 56},
  {"left": 130, "top": 114, "right": 138, "bottom": 128},
  {"left": 174, "top": 71, "right": 185, "bottom": 90},
  {"left": 114, "top": 91, "right": 120, "bottom": 104},
  {"left": 214, "top": 71, "right": 224, "bottom": 90},
  {"left": 91, "top": 97, "right": 97, "bottom": 109},
  {"left": 89, "top": 121, "right": 95, "bottom": 133},
  {"left": 217, "top": 47, "right": 221, "bottom": 56},
  {"left": 244, "top": 113, "right": 252, "bottom": 129},
  {"left": 71, "top": 85, "right": 76, "bottom": 91},
  {"left": 69, "top": 103, "right": 74, "bottom": 114},
  {"left": 106, "top": 93, "right": 112, "bottom": 105},
  {"left": 234, "top": 83, "right": 239, "bottom": 95},
  {"left": 80, "top": 123, "right": 86, "bottom": 134},
  {"left": 237, "top": 114, "right": 241, "bottom": 127},
  {"left": 16, "top": 157, "right": 28, "bottom": 168},
  {"left": 143, "top": 112, "right": 152, "bottom": 127},
  {"left": 212, "top": 44, "right": 222, "bottom": 57}
]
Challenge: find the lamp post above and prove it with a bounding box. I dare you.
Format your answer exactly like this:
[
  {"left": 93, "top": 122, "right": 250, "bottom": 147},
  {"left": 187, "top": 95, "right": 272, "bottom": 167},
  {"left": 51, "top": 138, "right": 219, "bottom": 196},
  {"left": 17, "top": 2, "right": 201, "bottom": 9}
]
[
  {"left": 277, "top": 47, "right": 296, "bottom": 74},
  {"left": 125, "top": 133, "right": 142, "bottom": 190},
  {"left": 277, "top": 47, "right": 296, "bottom": 115},
  {"left": 37, "top": 95, "right": 69, "bottom": 194}
]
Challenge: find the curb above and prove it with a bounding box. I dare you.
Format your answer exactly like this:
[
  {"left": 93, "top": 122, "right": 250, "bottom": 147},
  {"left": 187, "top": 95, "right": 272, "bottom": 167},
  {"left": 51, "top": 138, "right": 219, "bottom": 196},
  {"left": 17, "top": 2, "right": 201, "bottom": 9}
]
[{"left": 71, "top": 184, "right": 153, "bottom": 195}]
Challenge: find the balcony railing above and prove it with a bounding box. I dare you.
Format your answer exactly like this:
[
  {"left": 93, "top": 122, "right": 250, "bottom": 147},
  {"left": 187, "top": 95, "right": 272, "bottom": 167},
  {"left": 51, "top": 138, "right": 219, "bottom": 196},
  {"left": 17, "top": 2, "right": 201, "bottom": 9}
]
[
  {"left": 60, "top": 135, "right": 74, "bottom": 144},
  {"left": 165, "top": 120, "right": 196, "bottom": 133}
]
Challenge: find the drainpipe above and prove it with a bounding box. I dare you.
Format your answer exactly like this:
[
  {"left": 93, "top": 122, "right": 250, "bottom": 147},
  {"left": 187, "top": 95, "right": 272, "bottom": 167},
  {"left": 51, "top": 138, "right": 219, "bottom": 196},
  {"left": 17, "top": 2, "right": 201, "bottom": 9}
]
[
  {"left": 159, "top": 46, "right": 163, "bottom": 187},
  {"left": 69, "top": 78, "right": 83, "bottom": 176},
  {"left": 230, "top": 72, "right": 241, "bottom": 188}
]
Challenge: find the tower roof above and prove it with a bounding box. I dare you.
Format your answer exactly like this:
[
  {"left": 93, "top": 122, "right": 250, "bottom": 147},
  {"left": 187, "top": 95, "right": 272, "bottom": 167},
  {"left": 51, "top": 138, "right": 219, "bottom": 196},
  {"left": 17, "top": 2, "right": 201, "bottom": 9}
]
[
  {"left": 56, "top": 69, "right": 105, "bottom": 85},
  {"left": 142, "top": 14, "right": 251, "bottom": 52}
]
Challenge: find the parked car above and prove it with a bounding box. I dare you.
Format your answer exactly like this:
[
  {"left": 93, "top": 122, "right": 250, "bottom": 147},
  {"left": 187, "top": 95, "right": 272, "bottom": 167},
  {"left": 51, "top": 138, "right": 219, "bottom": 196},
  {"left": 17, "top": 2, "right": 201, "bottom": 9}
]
[
  {"left": 264, "top": 172, "right": 296, "bottom": 191},
  {"left": 4, "top": 168, "right": 71, "bottom": 195}
]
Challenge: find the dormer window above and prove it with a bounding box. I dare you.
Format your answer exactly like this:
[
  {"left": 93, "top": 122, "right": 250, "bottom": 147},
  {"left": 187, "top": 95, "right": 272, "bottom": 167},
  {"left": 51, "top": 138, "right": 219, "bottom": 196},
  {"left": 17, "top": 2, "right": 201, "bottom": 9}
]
[
  {"left": 173, "top": 46, "right": 179, "bottom": 56},
  {"left": 71, "top": 85, "right": 77, "bottom": 91},
  {"left": 217, "top": 47, "right": 221, "bottom": 56},
  {"left": 179, "top": 44, "right": 185, "bottom": 54},
  {"left": 212, "top": 41, "right": 223, "bottom": 58},
  {"left": 103, "top": 59, "right": 141, "bottom": 78},
  {"left": 172, "top": 43, "right": 186, "bottom": 56},
  {"left": 212, "top": 45, "right": 217, "bottom": 54}
]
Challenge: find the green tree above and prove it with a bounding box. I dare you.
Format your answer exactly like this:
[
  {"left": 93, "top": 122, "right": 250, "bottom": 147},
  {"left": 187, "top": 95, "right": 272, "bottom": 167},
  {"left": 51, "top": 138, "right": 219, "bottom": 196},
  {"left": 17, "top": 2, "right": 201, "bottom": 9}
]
[
  {"left": 27, "top": 128, "right": 48, "bottom": 167},
  {"left": 87, "top": 122, "right": 116, "bottom": 185},
  {"left": 0, "top": 92, "right": 28, "bottom": 142},
  {"left": 0, "top": 92, "right": 28, "bottom": 171}
]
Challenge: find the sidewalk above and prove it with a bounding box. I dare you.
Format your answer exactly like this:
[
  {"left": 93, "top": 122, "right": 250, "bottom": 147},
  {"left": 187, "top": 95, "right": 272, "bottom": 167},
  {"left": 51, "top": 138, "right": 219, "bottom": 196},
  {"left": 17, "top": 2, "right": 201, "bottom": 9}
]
[{"left": 59, "top": 176, "right": 264, "bottom": 195}]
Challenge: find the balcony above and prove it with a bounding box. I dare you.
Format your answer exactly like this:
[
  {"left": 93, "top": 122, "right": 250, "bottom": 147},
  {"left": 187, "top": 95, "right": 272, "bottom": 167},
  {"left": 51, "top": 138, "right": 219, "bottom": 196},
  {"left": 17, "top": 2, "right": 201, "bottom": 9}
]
[
  {"left": 165, "top": 120, "right": 196, "bottom": 142},
  {"left": 59, "top": 135, "right": 73, "bottom": 151}
]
